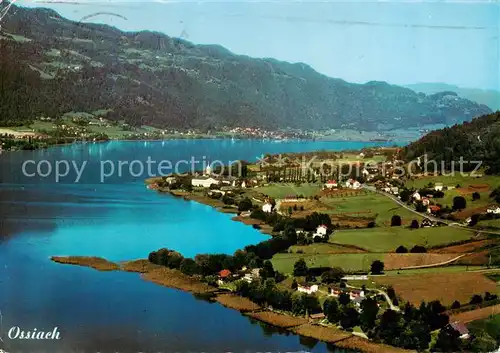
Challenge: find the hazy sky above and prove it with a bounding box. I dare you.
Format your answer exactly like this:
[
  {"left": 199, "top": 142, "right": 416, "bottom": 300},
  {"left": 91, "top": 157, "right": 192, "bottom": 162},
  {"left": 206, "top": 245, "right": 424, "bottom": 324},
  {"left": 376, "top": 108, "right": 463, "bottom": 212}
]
[{"left": 14, "top": 0, "right": 500, "bottom": 90}]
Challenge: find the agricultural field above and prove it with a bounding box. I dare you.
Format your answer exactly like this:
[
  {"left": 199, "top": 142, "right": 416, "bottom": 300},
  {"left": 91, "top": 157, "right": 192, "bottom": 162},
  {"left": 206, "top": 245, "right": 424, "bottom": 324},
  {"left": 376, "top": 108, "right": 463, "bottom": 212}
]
[
  {"left": 405, "top": 174, "right": 500, "bottom": 190},
  {"left": 272, "top": 252, "right": 384, "bottom": 273},
  {"left": 373, "top": 272, "right": 498, "bottom": 306},
  {"left": 255, "top": 183, "right": 322, "bottom": 199},
  {"left": 330, "top": 226, "right": 474, "bottom": 252},
  {"left": 272, "top": 252, "right": 466, "bottom": 274},
  {"left": 319, "top": 192, "right": 424, "bottom": 226},
  {"left": 450, "top": 305, "right": 500, "bottom": 324},
  {"left": 288, "top": 243, "right": 366, "bottom": 254}
]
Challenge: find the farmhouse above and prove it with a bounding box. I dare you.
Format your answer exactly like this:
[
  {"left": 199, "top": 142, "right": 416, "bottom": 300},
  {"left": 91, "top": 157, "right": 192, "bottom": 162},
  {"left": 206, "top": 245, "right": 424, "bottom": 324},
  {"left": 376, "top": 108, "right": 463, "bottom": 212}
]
[
  {"left": 297, "top": 284, "right": 319, "bottom": 295},
  {"left": 421, "top": 197, "right": 430, "bottom": 206},
  {"left": 434, "top": 183, "right": 444, "bottom": 191},
  {"left": 421, "top": 218, "right": 434, "bottom": 228},
  {"left": 243, "top": 268, "right": 261, "bottom": 283},
  {"left": 412, "top": 191, "right": 421, "bottom": 201},
  {"left": 324, "top": 180, "right": 338, "bottom": 189},
  {"left": 487, "top": 206, "right": 500, "bottom": 215},
  {"left": 329, "top": 287, "right": 342, "bottom": 297},
  {"left": 427, "top": 205, "right": 441, "bottom": 215},
  {"left": 191, "top": 177, "right": 220, "bottom": 188},
  {"left": 345, "top": 179, "right": 361, "bottom": 189},
  {"left": 217, "top": 269, "right": 232, "bottom": 285},
  {"left": 313, "top": 224, "right": 329, "bottom": 239},
  {"left": 164, "top": 176, "right": 177, "bottom": 184},
  {"left": 309, "top": 312, "right": 326, "bottom": 321},
  {"left": 349, "top": 289, "right": 365, "bottom": 300},
  {"left": 262, "top": 202, "right": 273, "bottom": 213}
]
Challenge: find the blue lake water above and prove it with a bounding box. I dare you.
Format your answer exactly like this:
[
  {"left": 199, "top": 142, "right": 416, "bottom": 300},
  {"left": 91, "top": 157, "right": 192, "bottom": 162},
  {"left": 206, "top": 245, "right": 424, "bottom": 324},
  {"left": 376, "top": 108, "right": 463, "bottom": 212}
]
[{"left": 0, "top": 139, "right": 393, "bottom": 353}]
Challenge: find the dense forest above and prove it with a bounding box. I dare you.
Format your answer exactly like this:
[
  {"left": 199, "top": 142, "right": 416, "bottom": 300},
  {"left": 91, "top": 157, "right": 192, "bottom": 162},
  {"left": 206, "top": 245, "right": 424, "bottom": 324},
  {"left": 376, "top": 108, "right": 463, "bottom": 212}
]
[
  {"left": 401, "top": 112, "right": 500, "bottom": 174},
  {"left": 0, "top": 3, "right": 492, "bottom": 130}
]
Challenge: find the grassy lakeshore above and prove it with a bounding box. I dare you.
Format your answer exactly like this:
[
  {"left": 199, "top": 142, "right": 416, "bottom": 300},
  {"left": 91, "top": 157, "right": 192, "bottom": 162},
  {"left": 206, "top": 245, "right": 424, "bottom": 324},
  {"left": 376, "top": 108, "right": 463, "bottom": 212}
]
[
  {"left": 50, "top": 255, "right": 414, "bottom": 353},
  {"left": 50, "top": 256, "right": 119, "bottom": 271}
]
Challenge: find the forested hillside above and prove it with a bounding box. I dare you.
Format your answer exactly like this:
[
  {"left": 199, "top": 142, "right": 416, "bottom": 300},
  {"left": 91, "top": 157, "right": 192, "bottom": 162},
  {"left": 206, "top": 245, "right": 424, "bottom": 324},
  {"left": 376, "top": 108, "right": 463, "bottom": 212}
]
[
  {"left": 0, "top": 3, "right": 492, "bottom": 130},
  {"left": 402, "top": 112, "right": 500, "bottom": 174}
]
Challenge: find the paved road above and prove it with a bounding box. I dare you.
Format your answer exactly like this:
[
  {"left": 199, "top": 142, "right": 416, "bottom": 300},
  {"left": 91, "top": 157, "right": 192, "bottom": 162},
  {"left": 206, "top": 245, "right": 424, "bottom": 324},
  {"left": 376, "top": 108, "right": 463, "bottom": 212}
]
[{"left": 363, "top": 185, "right": 500, "bottom": 236}]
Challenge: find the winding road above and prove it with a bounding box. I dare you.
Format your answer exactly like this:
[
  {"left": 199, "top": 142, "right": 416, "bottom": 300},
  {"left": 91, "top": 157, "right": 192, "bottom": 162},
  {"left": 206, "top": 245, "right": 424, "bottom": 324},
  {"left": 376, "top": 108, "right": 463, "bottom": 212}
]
[{"left": 363, "top": 185, "right": 500, "bottom": 236}]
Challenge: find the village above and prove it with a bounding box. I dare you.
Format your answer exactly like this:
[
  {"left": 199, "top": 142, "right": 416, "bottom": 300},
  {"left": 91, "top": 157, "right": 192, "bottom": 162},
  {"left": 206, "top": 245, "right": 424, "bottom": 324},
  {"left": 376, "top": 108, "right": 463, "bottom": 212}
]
[{"left": 144, "top": 147, "right": 500, "bottom": 352}]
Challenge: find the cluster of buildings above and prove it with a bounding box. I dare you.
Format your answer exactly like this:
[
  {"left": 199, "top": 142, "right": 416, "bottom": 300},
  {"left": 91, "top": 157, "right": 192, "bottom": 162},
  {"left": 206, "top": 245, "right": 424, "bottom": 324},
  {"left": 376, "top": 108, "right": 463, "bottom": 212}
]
[
  {"left": 222, "top": 127, "right": 309, "bottom": 140},
  {"left": 323, "top": 178, "right": 361, "bottom": 190}
]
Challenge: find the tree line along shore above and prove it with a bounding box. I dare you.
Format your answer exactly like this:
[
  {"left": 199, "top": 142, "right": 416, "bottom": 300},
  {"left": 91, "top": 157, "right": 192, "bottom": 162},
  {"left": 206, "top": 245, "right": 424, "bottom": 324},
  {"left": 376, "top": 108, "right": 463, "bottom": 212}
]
[{"left": 49, "top": 256, "right": 412, "bottom": 353}]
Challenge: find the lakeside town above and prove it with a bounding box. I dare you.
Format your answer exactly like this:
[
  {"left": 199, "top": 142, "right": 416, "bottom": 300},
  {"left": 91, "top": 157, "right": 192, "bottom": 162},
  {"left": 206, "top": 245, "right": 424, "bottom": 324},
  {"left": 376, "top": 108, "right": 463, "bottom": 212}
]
[{"left": 53, "top": 146, "right": 500, "bottom": 353}]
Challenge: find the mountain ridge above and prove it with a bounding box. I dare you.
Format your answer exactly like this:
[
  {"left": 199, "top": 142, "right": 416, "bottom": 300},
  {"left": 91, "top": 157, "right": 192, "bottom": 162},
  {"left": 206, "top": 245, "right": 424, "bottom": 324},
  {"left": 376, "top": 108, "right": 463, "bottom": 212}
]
[
  {"left": 405, "top": 83, "right": 500, "bottom": 111},
  {"left": 0, "top": 3, "right": 492, "bottom": 131}
]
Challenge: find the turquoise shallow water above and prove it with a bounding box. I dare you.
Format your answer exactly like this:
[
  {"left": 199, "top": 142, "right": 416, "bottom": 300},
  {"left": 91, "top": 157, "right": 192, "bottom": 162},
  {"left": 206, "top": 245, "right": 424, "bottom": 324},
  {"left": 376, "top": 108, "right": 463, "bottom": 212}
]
[{"left": 0, "top": 139, "right": 393, "bottom": 353}]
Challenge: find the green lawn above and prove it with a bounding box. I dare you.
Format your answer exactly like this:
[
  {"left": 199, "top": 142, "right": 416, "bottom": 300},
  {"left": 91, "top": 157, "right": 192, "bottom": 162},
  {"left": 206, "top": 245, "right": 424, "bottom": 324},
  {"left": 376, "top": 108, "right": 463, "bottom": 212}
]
[
  {"left": 319, "top": 192, "right": 423, "bottom": 226},
  {"left": 289, "top": 243, "right": 361, "bottom": 254},
  {"left": 467, "top": 314, "right": 500, "bottom": 341},
  {"left": 330, "top": 226, "right": 474, "bottom": 252},
  {"left": 272, "top": 253, "right": 384, "bottom": 273},
  {"left": 384, "top": 266, "right": 488, "bottom": 276},
  {"left": 255, "top": 183, "right": 322, "bottom": 199},
  {"left": 405, "top": 174, "right": 500, "bottom": 190}
]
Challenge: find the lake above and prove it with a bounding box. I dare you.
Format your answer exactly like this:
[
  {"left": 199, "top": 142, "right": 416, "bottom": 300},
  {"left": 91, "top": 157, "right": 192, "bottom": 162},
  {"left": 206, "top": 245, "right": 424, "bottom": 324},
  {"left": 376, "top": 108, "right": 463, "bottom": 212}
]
[{"left": 0, "top": 139, "right": 392, "bottom": 353}]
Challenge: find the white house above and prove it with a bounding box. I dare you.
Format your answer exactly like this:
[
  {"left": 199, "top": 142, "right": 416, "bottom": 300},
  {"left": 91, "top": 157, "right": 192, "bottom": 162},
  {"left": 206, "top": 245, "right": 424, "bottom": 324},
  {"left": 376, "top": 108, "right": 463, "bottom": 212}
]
[
  {"left": 313, "top": 224, "right": 328, "bottom": 239},
  {"left": 434, "top": 183, "right": 444, "bottom": 191},
  {"left": 346, "top": 179, "right": 361, "bottom": 189},
  {"left": 324, "top": 180, "right": 338, "bottom": 189},
  {"left": 412, "top": 191, "right": 421, "bottom": 201},
  {"left": 241, "top": 181, "right": 247, "bottom": 188},
  {"left": 262, "top": 202, "right": 273, "bottom": 213},
  {"left": 297, "top": 284, "right": 318, "bottom": 295},
  {"left": 422, "top": 197, "right": 431, "bottom": 206},
  {"left": 191, "top": 177, "right": 220, "bottom": 188},
  {"left": 487, "top": 206, "right": 500, "bottom": 215}
]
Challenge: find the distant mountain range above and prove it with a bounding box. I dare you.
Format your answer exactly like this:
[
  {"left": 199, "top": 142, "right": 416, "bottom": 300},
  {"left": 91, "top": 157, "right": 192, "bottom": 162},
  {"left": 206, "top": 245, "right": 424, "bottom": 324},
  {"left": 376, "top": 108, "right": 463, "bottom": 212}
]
[
  {"left": 402, "top": 111, "right": 500, "bottom": 174},
  {"left": 405, "top": 83, "right": 500, "bottom": 111},
  {"left": 0, "top": 3, "right": 492, "bottom": 131}
]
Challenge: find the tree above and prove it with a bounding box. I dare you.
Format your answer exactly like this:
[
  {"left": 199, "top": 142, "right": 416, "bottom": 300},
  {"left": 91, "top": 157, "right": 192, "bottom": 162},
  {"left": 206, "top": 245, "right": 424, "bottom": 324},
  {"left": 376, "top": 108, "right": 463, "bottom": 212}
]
[
  {"left": 410, "top": 219, "right": 420, "bottom": 229},
  {"left": 410, "top": 245, "right": 427, "bottom": 253},
  {"left": 396, "top": 245, "right": 408, "bottom": 253},
  {"left": 293, "top": 258, "right": 309, "bottom": 277},
  {"left": 340, "top": 306, "right": 359, "bottom": 329},
  {"left": 391, "top": 215, "right": 402, "bottom": 226},
  {"left": 238, "top": 197, "right": 253, "bottom": 212},
  {"left": 470, "top": 294, "right": 483, "bottom": 305},
  {"left": 291, "top": 278, "right": 298, "bottom": 290},
  {"left": 321, "top": 267, "right": 344, "bottom": 284},
  {"left": 283, "top": 223, "right": 298, "bottom": 244},
  {"left": 452, "top": 196, "right": 467, "bottom": 211},
  {"left": 291, "top": 292, "right": 306, "bottom": 315},
  {"left": 359, "top": 298, "right": 379, "bottom": 331},
  {"left": 338, "top": 292, "right": 350, "bottom": 306},
  {"left": 371, "top": 260, "right": 385, "bottom": 274},
  {"left": 450, "top": 301, "right": 461, "bottom": 310},
  {"left": 179, "top": 258, "right": 199, "bottom": 276},
  {"left": 433, "top": 326, "right": 462, "bottom": 352},
  {"left": 472, "top": 192, "right": 481, "bottom": 201},
  {"left": 387, "top": 286, "right": 396, "bottom": 300},
  {"left": 323, "top": 298, "right": 341, "bottom": 323},
  {"left": 260, "top": 260, "right": 275, "bottom": 279}
]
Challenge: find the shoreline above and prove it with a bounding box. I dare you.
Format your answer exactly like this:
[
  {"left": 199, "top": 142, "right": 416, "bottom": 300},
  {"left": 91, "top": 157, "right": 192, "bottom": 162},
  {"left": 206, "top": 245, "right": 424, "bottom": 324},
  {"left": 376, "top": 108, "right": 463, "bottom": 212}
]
[
  {"left": 157, "top": 188, "right": 276, "bottom": 236},
  {"left": 49, "top": 256, "right": 413, "bottom": 353}
]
